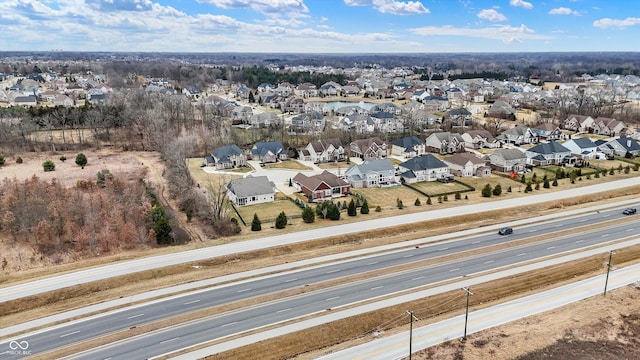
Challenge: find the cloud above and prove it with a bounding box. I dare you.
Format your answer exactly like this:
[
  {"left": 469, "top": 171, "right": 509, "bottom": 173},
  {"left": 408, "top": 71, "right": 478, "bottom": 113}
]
[
  {"left": 549, "top": 7, "right": 579, "bottom": 16},
  {"left": 199, "top": 0, "right": 309, "bottom": 14},
  {"left": 509, "top": 0, "right": 533, "bottom": 9},
  {"left": 477, "top": 9, "right": 506, "bottom": 22},
  {"left": 344, "top": 0, "right": 430, "bottom": 15},
  {"left": 593, "top": 17, "right": 640, "bottom": 29},
  {"left": 410, "top": 24, "right": 551, "bottom": 43}
]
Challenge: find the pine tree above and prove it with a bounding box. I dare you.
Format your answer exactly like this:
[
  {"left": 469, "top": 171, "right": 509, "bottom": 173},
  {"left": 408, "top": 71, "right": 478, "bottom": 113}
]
[
  {"left": 481, "top": 183, "right": 492, "bottom": 197},
  {"left": 347, "top": 199, "right": 357, "bottom": 216},
  {"left": 275, "top": 211, "right": 288, "bottom": 229},
  {"left": 360, "top": 199, "right": 370, "bottom": 214},
  {"left": 251, "top": 213, "right": 262, "bottom": 231}
]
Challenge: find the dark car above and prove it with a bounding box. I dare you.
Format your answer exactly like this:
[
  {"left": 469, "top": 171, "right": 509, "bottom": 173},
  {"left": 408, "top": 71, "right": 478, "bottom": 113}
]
[
  {"left": 623, "top": 207, "right": 637, "bottom": 215},
  {"left": 498, "top": 227, "right": 513, "bottom": 235}
]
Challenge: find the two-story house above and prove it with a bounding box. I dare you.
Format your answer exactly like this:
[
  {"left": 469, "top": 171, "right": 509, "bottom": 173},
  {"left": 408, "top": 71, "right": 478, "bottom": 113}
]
[
  {"left": 398, "top": 154, "right": 450, "bottom": 183},
  {"left": 344, "top": 159, "right": 396, "bottom": 188}
]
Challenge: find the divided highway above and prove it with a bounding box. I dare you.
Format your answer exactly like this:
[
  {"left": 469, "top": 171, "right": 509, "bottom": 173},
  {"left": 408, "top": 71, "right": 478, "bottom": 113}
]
[{"left": 2, "top": 207, "right": 637, "bottom": 359}]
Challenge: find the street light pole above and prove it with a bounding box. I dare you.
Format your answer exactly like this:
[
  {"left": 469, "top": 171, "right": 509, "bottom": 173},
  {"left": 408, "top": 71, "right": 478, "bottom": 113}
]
[
  {"left": 604, "top": 250, "right": 615, "bottom": 296},
  {"left": 462, "top": 287, "right": 474, "bottom": 341},
  {"left": 406, "top": 310, "right": 420, "bottom": 360}
]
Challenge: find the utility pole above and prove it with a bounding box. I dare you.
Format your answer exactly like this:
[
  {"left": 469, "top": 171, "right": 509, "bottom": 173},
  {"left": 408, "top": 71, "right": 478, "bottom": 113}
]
[
  {"left": 462, "top": 287, "right": 474, "bottom": 341},
  {"left": 406, "top": 310, "right": 420, "bottom": 360},
  {"left": 604, "top": 250, "right": 615, "bottom": 296}
]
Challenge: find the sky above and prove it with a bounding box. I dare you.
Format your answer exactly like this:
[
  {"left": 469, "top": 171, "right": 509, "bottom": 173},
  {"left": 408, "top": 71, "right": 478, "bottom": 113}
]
[{"left": 1, "top": 0, "right": 639, "bottom": 53}]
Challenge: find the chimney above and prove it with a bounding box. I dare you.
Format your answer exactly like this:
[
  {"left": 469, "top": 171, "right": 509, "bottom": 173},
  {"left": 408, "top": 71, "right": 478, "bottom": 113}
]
[{"left": 628, "top": 139, "right": 632, "bottom": 148}]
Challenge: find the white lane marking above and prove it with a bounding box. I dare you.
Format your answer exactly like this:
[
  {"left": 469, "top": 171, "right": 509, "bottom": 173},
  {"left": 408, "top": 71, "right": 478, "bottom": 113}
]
[
  {"left": 127, "top": 313, "right": 144, "bottom": 319},
  {"left": 439, "top": 247, "right": 449, "bottom": 251},
  {"left": 529, "top": 229, "right": 536, "bottom": 233},
  {"left": 277, "top": 308, "right": 292, "bottom": 313},
  {"left": 472, "top": 241, "right": 481, "bottom": 244},
  {"left": 555, "top": 224, "right": 563, "bottom": 227},
  {"left": 284, "top": 278, "right": 297, "bottom": 283},
  {"left": 403, "top": 254, "right": 413, "bottom": 258},
  {"left": 580, "top": 218, "right": 588, "bottom": 222},
  {"left": 160, "top": 337, "right": 179, "bottom": 344},
  {"left": 184, "top": 299, "right": 200, "bottom": 305},
  {"left": 449, "top": 268, "right": 460, "bottom": 272},
  {"left": 626, "top": 228, "right": 634, "bottom": 232},
  {"left": 237, "top": 288, "right": 251, "bottom": 293},
  {"left": 602, "top": 234, "right": 609, "bottom": 237},
  {"left": 60, "top": 330, "right": 80, "bottom": 338},
  {"left": 517, "top": 253, "right": 526, "bottom": 257},
  {"left": 367, "top": 261, "right": 378, "bottom": 265},
  {"left": 411, "top": 276, "right": 424, "bottom": 281},
  {"left": 326, "top": 296, "right": 340, "bottom": 301},
  {"left": 576, "top": 240, "right": 584, "bottom": 243},
  {"left": 371, "top": 286, "right": 383, "bottom": 290},
  {"left": 221, "top": 322, "right": 238, "bottom": 327},
  {"left": 485, "top": 260, "right": 494, "bottom": 264},
  {"left": 326, "top": 269, "right": 340, "bottom": 274},
  {"left": 547, "top": 246, "right": 555, "bottom": 250}
]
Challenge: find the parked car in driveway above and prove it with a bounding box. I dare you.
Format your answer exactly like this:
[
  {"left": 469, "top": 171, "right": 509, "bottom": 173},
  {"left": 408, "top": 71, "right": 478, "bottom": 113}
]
[
  {"left": 498, "top": 227, "right": 513, "bottom": 235},
  {"left": 623, "top": 207, "right": 637, "bottom": 215}
]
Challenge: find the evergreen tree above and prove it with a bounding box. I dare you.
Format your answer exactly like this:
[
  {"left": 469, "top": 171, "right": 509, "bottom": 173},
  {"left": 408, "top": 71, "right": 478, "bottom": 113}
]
[
  {"left": 150, "top": 205, "right": 172, "bottom": 245},
  {"left": 492, "top": 184, "right": 502, "bottom": 196},
  {"left": 396, "top": 198, "right": 404, "bottom": 209},
  {"left": 414, "top": 198, "right": 421, "bottom": 206},
  {"left": 42, "top": 160, "right": 55, "bottom": 172},
  {"left": 543, "top": 178, "right": 550, "bottom": 188},
  {"left": 481, "top": 183, "right": 492, "bottom": 197},
  {"left": 251, "top": 213, "right": 262, "bottom": 231},
  {"left": 552, "top": 178, "right": 558, "bottom": 186},
  {"left": 455, "top": 191, "right": 461, "bottom": 200},
  {"left": 347, "top": 199, "right": 357, "bottom": 216},
  {"left": 75, "top": 153, "right": 88, "bottom": 168},
  {"left": 327, "top": 203, "right": 341, "bottom": 220},
  {"left": 0, "top": 154, "right": 4, "bottom": 166},
  {"left": 360, "top": 199, "right": 369, "bottom": 214},
  {"left": 426, "top": 196, "right": 432, "bottom": 205},
  {"left": 302, "top": 206, "right": 315, "bottom": 223},
  {"left": 275, "top": 211, "right": 288, "bottom": 229}
]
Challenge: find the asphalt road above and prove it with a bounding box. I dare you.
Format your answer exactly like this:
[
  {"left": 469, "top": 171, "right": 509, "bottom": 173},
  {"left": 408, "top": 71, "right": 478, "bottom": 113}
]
[
  {"left": 2, "top": 207, "right": 636, "bottom": 359},
  {"left": 3, "top": 177, "right": 639, "bottom": 302},
  {"left": 317, "top": 263, "right": 640, "bottom": 360}
]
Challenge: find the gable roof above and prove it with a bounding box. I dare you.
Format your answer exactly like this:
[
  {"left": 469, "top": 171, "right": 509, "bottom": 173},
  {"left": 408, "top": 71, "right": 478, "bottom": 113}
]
[
  {"left": 490, "top": 148, "right": 527, "bottom": 160},
  {"left": 444, "top": 152, "right": 486, "bottom": 166},
  {"left": 400, "top": 154, "right": 448, "bottom": 171},
  {"left": 293, "top": 170, "right": 349, "bottom": 191},
  {"left": 227, "top": 176, "right": 275, "bottom": 198},
  {"left": 356, "top": 158, "right": 394, "bottom": 173},
  {"left": 568, "top": 137, "right": 597, "bottom": 149},
  {"left": 393, "top": 136, "right": 423, "bottom": 151},
  {"left": 251, "top": 141, "right": 285, "bottom": 157}
]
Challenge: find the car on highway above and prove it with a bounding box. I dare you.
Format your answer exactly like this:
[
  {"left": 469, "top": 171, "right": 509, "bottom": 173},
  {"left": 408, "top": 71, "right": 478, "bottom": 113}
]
[
  {"left": 622, "top": 207, "right": 637, "bottom": 215},
  {"left": 498, "top": 227, "right": 513, "bottom": 235}
]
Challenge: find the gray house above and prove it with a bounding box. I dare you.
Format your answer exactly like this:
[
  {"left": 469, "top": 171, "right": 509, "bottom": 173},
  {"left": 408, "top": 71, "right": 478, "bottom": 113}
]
[
  {"left": 485, "top": 148, "right": 528, "bottom": 172},
  {"left": 398, "top": 154, "right": 450, "bottom": 183},
  {"left": 250, "top": 141, "right": 287, "bottom": 163},
  {"left": 226, "top": 176, "right": 276, "bottom": 206},
  {"left": 206, "top": 144, "right": 246, "bottom": 170},
  {"left": 344, "top": 158, "right": 396, "bottom": 188},
  {"left": 525, "top": 141, "right": 573, "bottom": 166},
  {"left": 391, "top": 136, "right": 425, "bottom": 158}
]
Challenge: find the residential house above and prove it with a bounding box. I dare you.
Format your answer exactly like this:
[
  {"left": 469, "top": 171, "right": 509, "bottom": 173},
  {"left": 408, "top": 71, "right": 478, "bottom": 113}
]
[
  {"left": 290, "top": 111, "right": 325, "bottom": 135},
  {"left": 304, "top": 138, "right": 345, "bottom": 163},
  {"left": 592, "top": 117, "right": 627, "bottom": 137},
  {"left": 250, "top": 141, "right": 287, "bottom": 163},
  {"left": 562, "top": 137, "right": 603, "bottom": 160},
  {"left": 525, "top": 141, "right": 573, "bottom": 166},
  {"left": 349, "top": 137, "right": 387, "bottom": 160},
  {"left": 391, "top": 136, "right": 425, "bottom": 158},
  {"left": 294, "top": 82, "right": 318, "bottom": 98},
  {"left": 487, "top": 100, "right": 515, "bottom": 119},
  {"left": 319, "top": 81, "right": 341, "bottom": 97},
  {"left": 292, "top": 170, "right": 351, "bottom": 202},
  {"left": 182, "top": 86, "right": 201, "bottom": 100},
  {"left": 563, "top": 114, "right": 594, "bottom": 132},
  {"left": 226, "top": 176, "right": 276, "bottom": 206},
  {"left": 398, "top": 154, "right": 450, "bottom": 183},
  {"left": 205, "top": 144, "right": 246, "bottom": 169},
  {"left": 485, "top": 148, "right": 528, "bottom": 172},
  {"left": 602, "top": 137, "right": 640, "bottom": 157},
  {"left": 249, "top": 112, "right": 280, "bottom": 128},
  {"left": 52, "top": 94, "right": 74, "bottom": 107},
  {"left": 461, "top": 129, "right": 500, "bottom": 149},
  {"left": 344, "top": 159, "right": 396, "bottom": 188},
  {"left": 231, "top": 106, "right": 253, "bottom": 124},
  {"left": 425, "top": 132, "right": 465, "bottom": 154},
  {"left": 531, "top": 122, "right": 565, "bottom": 141},
  {"left": 13, "top": 95, "right": 37, "bottom": 107},
  {"left": 497, "top": 125, "right": 538, "bottom": 145},
  {"left": 444, "top": 152, "right": 491, "bottom": 178}
]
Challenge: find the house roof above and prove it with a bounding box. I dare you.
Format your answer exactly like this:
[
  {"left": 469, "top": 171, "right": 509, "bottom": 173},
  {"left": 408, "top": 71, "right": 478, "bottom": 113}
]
[
  {"left": 212, "top": 144, "right": 243, "bottom": 163},
  {"left": 393, "top": 136, "right": 423, "bottom": 151},
  {"left": 444, "top": 152, "right": 486, "bottom": 166},
  {"left": 464, "top": 129, "right": 495, "bottom": 141},
  {"left": 568, "top": 137, "right": 597, "bottom": 149},
  {"left": 491, "top": 148, "right": 527, "bottom": 160},
  {"left": 355, "top": 158, "right": 394, "bottom": 173},
  {"left": 251, "top": 141, "right": 284, "bottom": 157},
  {"left": 528, "top": 141, "right": 571, "bottom": 155},
  {"left": 227, "top": 176, "right": 275, "bottom": 198},
  {"left": 400, "top": 154, "right": 448, "bottom": 171},
  {"left": 293, "top": 170, "right": 349, "bottom": 191},
  {"left": 611, "top": 137, "right": 640, "bottom": 151},
  {"left": 310, "top": 138, "right": 343, "bottom": 153}
]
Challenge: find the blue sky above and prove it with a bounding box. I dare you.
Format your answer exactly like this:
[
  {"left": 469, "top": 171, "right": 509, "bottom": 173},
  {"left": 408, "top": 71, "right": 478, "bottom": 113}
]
[{"left": 1, "top": 0, "right": 639, "bottom": 53}]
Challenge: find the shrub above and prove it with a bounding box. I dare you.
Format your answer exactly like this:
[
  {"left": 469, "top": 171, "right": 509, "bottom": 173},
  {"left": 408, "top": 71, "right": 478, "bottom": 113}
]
[
  {"left": 426, "top": 196, "right": 432, "bottom": 205},
  {"left": 492, "top": 184, "right": 502, "bottom": 196},
  {"left": 75, "top": 153, "right": 88, "bottom": 168},
  {"left": 16, "top": 156, "right": 23, "bottom": 164},
  {"left": 59, "top": 155, "right": 67, "bottom": 162},
  {"left": 375, "top": 205, "right": 382, "bottom": 212},
  {"left": 543, "top": 178, "right": 550, "bottom": 188},
  {"left": 43, "top": 160, "right": 55, "bottom": 172},
  {"left": 396, "top": 198, "right": 404, "bottom": 209},
  {"left": 275, "top": 211, "right": 287, "bottom": 229},
  {"left": 443, "top": 194, "right": 448, "bottom": 201},
  {"left": 455, "top": 191, "right": 461, "bottom": 200},
  {"left": 302, "top": 206, "right": 315, "bottom": 223},
  {"left": 414, "top": 198, "right": 421, "bottom": 206},
  {"left": 251, "top": 213, "right": 262, "bottom": 231},
  {"left": 0, "top": 154, "right": 5, "bottom": 166},
  {"left": 326, "top": 204, "right": 341, "bottom": 220}
]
